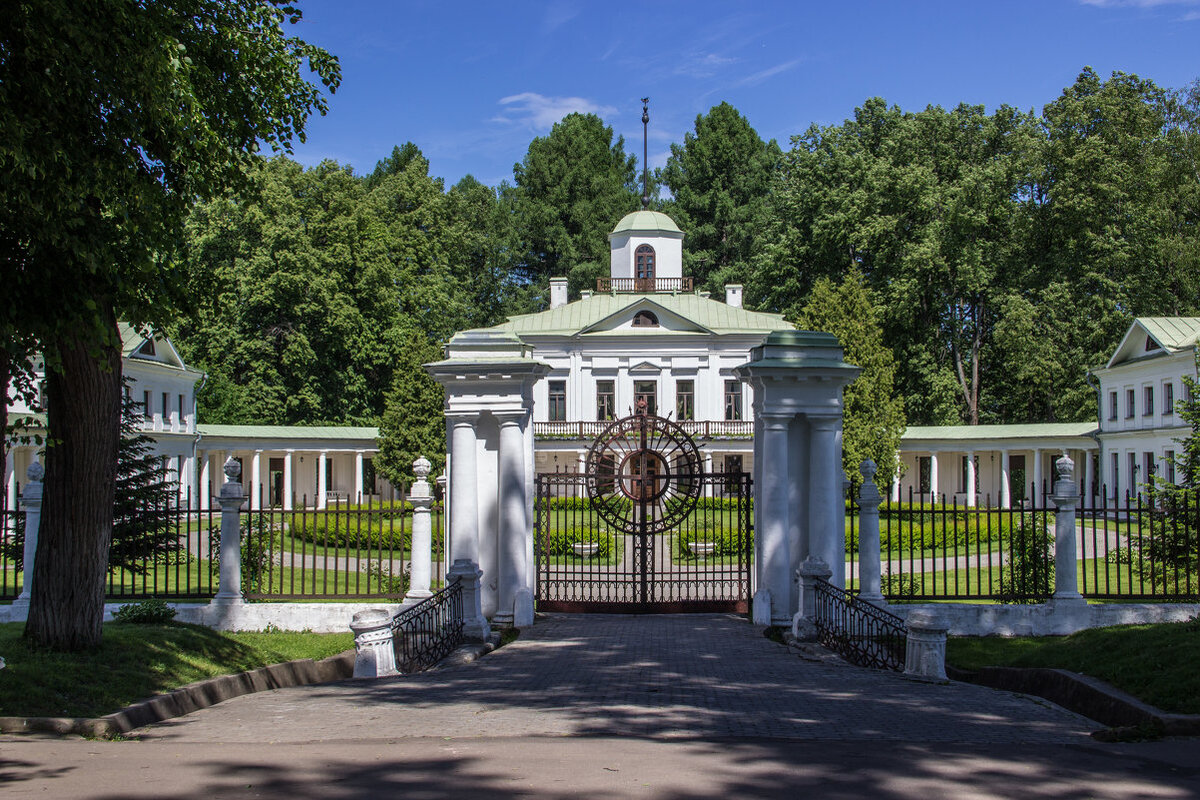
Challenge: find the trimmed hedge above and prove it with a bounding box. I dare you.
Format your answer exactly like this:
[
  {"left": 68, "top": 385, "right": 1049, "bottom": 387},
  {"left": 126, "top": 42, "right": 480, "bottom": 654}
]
[
  {"left": 290, "top": 516, "right": 413, "bottom": 551},
  {"left": 536, "top": 495, "right": 633, "bottom": 513},
  {"left": 540, "top": 528, "right": 618, "bottom": 559},
  {"left": 676, "top": 528, "right": 750, "bottom": 559}
]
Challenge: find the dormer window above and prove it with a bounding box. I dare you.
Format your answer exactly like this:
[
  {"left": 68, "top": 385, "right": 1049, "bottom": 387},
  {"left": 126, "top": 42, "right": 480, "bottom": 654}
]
[
  {"left": 137, "top": 338, "right": 156, "bottom": 357},
  {"left": 635, "top": 244, "right": 655, "bottom": 280},
  {"left": 1145, "top": 335, "right": 1160, "bottom": 352},
  {"left": 632, "top": 310, "right": 659, "bottom": 328}
]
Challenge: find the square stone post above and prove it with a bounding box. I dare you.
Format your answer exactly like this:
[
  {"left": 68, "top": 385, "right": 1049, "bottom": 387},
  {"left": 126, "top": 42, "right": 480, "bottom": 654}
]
[
  {"left": 406, "top": 456, "right": 434, "bottom": 601},
  {"left": 447, "top": 558, "right": 490, "bottom": 642},
  {"left": 791, "top": 555, "right": 832, "bottom": 641},
  {"left": 857, "top": 459, "right": 885, "bottom": 605},
  {"left": 213, "top": 457, "right": 247, "bottom": 605},
  {"left": 11, "top": 462, "right": 45, "bottom": 616},
  {"left": 1051, "top": 453, "right": 1084, "bottom": 603}
]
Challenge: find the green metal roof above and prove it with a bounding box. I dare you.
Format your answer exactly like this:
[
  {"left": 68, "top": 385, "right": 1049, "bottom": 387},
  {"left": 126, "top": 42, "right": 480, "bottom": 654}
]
[
  {"left": 481, "top": 293, "right": 792, "bottom": 338},
  {"left": 609, "top": 210, "right": 683, "bottom": 236},
  {"left": 1137, "top": 317, "right": 1200, "bottom": 350},
  {"left": 197, "top": 424, "right": 379, "bottom": 440},
  {"left": 902, "top": 423, "right": 1097, "bottom": 442}
]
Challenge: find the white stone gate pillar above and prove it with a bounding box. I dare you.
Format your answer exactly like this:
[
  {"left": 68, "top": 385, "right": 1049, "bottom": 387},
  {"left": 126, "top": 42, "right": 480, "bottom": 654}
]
[
  {"left": 1051, "top": 453, "right": 1085, "bottom": 605},
  {"left": 213, "top": 457, "right": 247, "bottom": 605},
  {"left": 857, "top": 460, "right": 884, "bottom": 605},
  {"left": 427, "top": 329, "right": 549, "bottom": 627},
  {"left": 406, "top": 456, "right": 434, "bottom": 601},
  {"left": 736, "top": 331, "right": 859, "bottom": 626}
]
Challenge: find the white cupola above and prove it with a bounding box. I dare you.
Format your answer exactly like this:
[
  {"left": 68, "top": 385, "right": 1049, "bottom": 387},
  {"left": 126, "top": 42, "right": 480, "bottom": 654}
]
[{"left": 607, "top": 210, "right": 684, "bottom": 281}]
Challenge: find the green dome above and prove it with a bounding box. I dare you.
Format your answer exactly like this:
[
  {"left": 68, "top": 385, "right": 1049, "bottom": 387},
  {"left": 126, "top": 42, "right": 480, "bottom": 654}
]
[{"left": 610, "top": 210, "right": 683, "bottom": 236}]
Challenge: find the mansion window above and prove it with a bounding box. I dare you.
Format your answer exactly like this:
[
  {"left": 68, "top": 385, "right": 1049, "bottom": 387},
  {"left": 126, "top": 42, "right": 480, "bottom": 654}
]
[
  {"left": 1143, "top": 385, "right": 1154, "bottom": 416},
  {"left": 632, "top": 310, "right": 659, "bottom": 327},
  {"left": 635, "top": 244, "right": 655, "bottom": 280},
  {"left": 634, "top": 380, "right": 657, "bottom": 416},
  {"left": 596, "top": 380, "right": 615, "bottom": 421},
  {"left": 1165, "top": 450, "right": 1176, "bottom": 484},
  {"left": 143, "top": 390, "right": 152, "bottom": 421},
  {"left": 1108, "top": 391, "right": 1118, "bottom": 421},
  {"left": 724, "top": 380, "right": 742, "bottom": 421},
  {"left": 1125, "top": 388, "right": 1135, "bottom": 419},
  {"left": 1164, "top": 381, "right": 1174, "bottom": 415},
  {"left": 548, "top": 380, "right": 567, "bottom": 421},
  {"left": 676, "top": 380, "right": 694, "bottom": 421},
  {"left": 1111, "top": 453, "right": 1119, "bottom": 499},
  {"left": 162, "top": 392, "right": 170, "bottom": 425}
]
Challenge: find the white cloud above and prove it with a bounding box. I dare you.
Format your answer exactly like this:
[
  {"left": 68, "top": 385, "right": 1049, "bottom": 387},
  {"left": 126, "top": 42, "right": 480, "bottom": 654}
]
[
  {"left": 674, "top": 52, "right": 739, "bottom": 79},
  {"left": 541, "top": 2, "right": 582, "bottom": 34},
  {"left": 493, "top": 93, "right": 618, "bottom": 130},
  {"left": 1181, "top": 8, "right": 1200, "bottom": 16},
  {"left": 732, "top": 59, "right": 802, "bottom": 88}
]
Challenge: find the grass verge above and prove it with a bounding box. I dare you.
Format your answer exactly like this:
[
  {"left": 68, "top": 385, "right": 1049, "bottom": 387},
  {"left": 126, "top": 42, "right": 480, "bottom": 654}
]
[
  {"left": 0, "top": 621, "right": 353, "bottom": 719},
  {"left": 945, "top": 620, "right": 1200, "bottom": 715}
]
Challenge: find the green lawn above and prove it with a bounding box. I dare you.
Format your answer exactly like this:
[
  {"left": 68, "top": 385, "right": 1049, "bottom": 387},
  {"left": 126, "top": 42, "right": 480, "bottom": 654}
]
[
  {"left": 0, "top": 621, "right": 353, "bottom": 718},
  {"left": 945, "top": 621, "right": 1200, "bottom": 715}
]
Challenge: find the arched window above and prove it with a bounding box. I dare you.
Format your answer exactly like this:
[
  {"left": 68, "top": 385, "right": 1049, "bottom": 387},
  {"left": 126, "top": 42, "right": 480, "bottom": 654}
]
[
  {"left": 635, "top": 244, "right": 656, "bottom": 281},
  {"left": 632, "top": 310, "right": 659, "bottom": 328}
]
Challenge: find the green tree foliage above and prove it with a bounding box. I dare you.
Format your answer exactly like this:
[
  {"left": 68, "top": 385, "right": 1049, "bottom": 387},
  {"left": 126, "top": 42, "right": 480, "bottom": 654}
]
[
  {"left": 174, "top": 148, "right": 495, "bottom": 426},
  {"left": 375, "top": 333, "right": 446, "bottom": 485},
  {"left": 0, "top": 0, "right": 339, "bottom": 650},
  {"left": 1143, "top": 361, "right": 1200, "bottom": 585},
  {"left": 661, "top": 102, "right": 780, "bottom": 291},
  {"left": 793, "top": 270, "right": 905, "bottom": 487},
  {"left": 505, "top": 113, "right": 639, "bottom": 298}
]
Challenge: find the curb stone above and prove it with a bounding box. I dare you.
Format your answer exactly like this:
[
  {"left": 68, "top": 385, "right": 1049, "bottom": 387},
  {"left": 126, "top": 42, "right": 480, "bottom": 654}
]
[
  {"left": 946, "top": 664, "right": 1200, "bottom": 736},
  {"left": 0, "top": 650, "right": 355, "bottom": 739}
]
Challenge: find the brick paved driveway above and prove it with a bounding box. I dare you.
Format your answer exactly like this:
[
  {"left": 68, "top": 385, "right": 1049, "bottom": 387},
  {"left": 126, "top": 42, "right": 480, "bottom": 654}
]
[{"left": 135, "top": 613, "right": 1096, "bottom": 744}]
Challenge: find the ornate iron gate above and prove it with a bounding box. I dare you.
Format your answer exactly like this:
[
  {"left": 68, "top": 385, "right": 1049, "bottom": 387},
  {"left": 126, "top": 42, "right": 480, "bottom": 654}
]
[{"left": 535, "top": 411, "right": 753, "bottom": 613}]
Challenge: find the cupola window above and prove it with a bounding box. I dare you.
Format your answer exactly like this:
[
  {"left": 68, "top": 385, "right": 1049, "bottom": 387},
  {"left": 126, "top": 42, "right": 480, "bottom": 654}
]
[
  {"left": 635, "top": 244, "right": 656, "bottom": 281},
  {"left": 632, "top": 310, "right": 659, "bottom": 328}
]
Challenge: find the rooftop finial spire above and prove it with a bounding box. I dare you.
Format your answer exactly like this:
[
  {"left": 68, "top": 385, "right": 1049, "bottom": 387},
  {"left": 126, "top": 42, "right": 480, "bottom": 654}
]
[{"left": 641, "top": 97, "right": 650, "bottom": 210}]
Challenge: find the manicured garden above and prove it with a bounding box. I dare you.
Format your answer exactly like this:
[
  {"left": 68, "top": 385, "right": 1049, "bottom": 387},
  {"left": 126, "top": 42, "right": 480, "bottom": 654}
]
[{"left": 0, "top": 620, "right": 354, "bottom": 718}]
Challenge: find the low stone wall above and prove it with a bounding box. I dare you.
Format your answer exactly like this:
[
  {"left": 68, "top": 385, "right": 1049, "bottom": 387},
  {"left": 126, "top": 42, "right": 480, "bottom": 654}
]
[
  {"left": 0, "top": 600, "right": 413, "bottom": 632},
  {"left": 886, "top": 601, "right": 1200, "bottom": 637}
]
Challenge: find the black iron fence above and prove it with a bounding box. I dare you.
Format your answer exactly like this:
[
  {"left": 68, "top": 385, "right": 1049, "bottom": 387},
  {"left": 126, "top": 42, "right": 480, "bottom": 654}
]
[
  {"left": 1, "top": 484, "right": 444, "bottom": 603},
  {"left": 392, "top": 578, "right": 464, "bottom": 673},
  {"left": 812, "top": 577, "right": 906, "bottom": 671},
  {"left": 846, "top": 486, "right": 1200, "bottom": 602}
]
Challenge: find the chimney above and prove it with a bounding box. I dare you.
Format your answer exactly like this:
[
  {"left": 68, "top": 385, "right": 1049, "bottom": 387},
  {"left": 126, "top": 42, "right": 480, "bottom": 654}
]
[
  {"left": 550, "top": 277, "right": 568, "bottom": 309},
  {"left": 725, "top": 284, "right": 743, "bottom": 308}
]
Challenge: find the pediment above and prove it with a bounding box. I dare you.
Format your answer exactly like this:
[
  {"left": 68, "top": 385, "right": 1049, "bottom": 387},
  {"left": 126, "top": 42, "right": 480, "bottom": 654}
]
[
  {"left": 628, "top": 361, "right": 662, "bottom": 375},
  {"left": 127, "top": 330, "right": 187, "bottom": 370},
  {"left": 578, "top": 298, "right": 713, "bottom": 336},
  {"left": 1106, "top": 321, "right": 1163, "bottom": 369}
]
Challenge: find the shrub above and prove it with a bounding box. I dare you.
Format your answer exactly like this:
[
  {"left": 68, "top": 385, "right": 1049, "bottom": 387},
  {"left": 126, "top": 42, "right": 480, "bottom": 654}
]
[
  {"left": 363, "top": 560, "right": 409, "bottom": 596},
  {"left": 998, "top": 515, "right": 1054, "bottom": 603},
  {"left": 113, "top": 599, "right": 176, "bottom": 624},
  {"left": 882, "top": 573, "right": 921, "bottom": 599}
]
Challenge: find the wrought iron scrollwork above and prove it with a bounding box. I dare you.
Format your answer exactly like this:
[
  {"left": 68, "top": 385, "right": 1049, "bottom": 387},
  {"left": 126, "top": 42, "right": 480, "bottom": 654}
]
[{"left": 812, "top": 578, "right": 906, "bottom": 672}]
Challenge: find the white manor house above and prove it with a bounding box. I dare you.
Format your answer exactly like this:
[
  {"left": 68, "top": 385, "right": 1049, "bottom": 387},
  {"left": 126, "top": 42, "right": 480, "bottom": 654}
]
[{"left": 4, "top": 210, "right": 1198, "bottom": 511}]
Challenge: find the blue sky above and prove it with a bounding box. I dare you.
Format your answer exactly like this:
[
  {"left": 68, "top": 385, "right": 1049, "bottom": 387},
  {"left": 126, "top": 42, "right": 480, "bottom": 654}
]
[{"left": 286, "top": 0, "right": 1200, "bottom": 188}]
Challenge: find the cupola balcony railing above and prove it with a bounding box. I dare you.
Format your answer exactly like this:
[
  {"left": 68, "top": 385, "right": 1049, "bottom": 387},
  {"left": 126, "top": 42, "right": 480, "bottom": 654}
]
[
  {"left": 535, "top": 419, "right": 753, "bottom": 440},
  {"left": 596, "top": 277, "right": 693, "bottom": 294}
]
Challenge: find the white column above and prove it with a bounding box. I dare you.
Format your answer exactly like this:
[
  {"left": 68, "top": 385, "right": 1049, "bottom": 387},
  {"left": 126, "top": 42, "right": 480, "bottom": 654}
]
[
  {"left": 213, "top": 457, "right": 247, "bottom": 605},
  {"left": 929, "top": 452, "right": 939, "bottom": 502},
  {"left": 317, "top": 450, "right": 328, "bottom": 510},
  {"left": 354, "top": 450, "right": 365, "bottom": 502},
  {"left": 1079, "top": 450, "right": 1090, "bottom": 501},
  {"left": 12, "top": 462, "right": 44, "bottom": 615},
  {"left": 758, "top": 414, "right": 793, "bottom": 625},
  {"left": 250, "top": 449, "right": 262, "bottom": 508},
  {"left": 1000, "top": 449, "right": 1011, "bottom": 509},
  {"left": 809, "top": 417, "right": 843, "bottom": 588},
  {"left": 496, "top": 415, "right": 529, "bottom": 625},
  {"left": 890, "top": 453, "right": 901, "bottom": 503},
  {"left": 857, "top": 460, "right": 884, "bottom": 604},
  {"left": 406, "top": 457, "right": 434, "bottom": 601},
  {"left": 199, "top": 453, "right": 212, "bottom": 512},
  {"left": 4, "top": 448, "right": 16, "bottom": 512},
  {"left": 283, "top": 450, "right": 294, "bottom": 511},
  {"left": 449, "top": 417, "right": 479, "bottom": 566},
  {"left": 1051, "top": 454, "right": 1084, "bottom": 603},
  {"left": 1032, "top": 448, "right": 1043, "bottom": 500},
  {"left": 965, "top": 449, "right": 976, "bottom": 508}
]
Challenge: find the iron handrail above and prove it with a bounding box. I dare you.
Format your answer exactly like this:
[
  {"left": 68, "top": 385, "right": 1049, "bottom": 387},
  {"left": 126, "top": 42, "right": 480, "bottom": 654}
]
[
  {"left": 812, "top": 577, "right": 906, "bottom": 672},
  {"left": 391, "top": 577, "right": 465, "bottom": 673}
]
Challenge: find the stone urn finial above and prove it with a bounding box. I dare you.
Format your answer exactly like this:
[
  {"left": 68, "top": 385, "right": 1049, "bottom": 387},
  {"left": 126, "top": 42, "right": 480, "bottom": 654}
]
[
  {"left": 223, "top": 456, "right": 241, "bottom": 482},
  {"left": 413, "top": 456, "right": 431, "bottom": 480},
  {"left": 26, "top": 461, "right": 45, "bottom": 483},
  {"left": 860, "top": 459, "right": 877, "bottom": 482},
  {"left": 1055, "top": 453, "right": 1074, "bottom": 482}
]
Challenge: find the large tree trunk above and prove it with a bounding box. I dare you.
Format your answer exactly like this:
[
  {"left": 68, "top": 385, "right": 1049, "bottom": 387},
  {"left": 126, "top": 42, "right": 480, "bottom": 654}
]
[{"left": 25, "top": 309, "right": 122, "bottom": 650}]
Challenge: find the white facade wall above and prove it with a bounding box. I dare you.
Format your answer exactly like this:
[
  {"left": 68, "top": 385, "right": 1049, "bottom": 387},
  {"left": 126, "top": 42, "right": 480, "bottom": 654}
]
[
  {"left": 608, "top": 232, "right": 683, "bottom": 280},
  {"left": 1094, "top": 345, "right": 1197, "bottom": 499}
]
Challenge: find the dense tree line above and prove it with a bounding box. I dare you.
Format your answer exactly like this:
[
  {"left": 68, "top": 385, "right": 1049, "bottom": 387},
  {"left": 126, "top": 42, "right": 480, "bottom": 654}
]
[{"left": 171, "top": 68, "right": 1200, "bottom": 490}]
